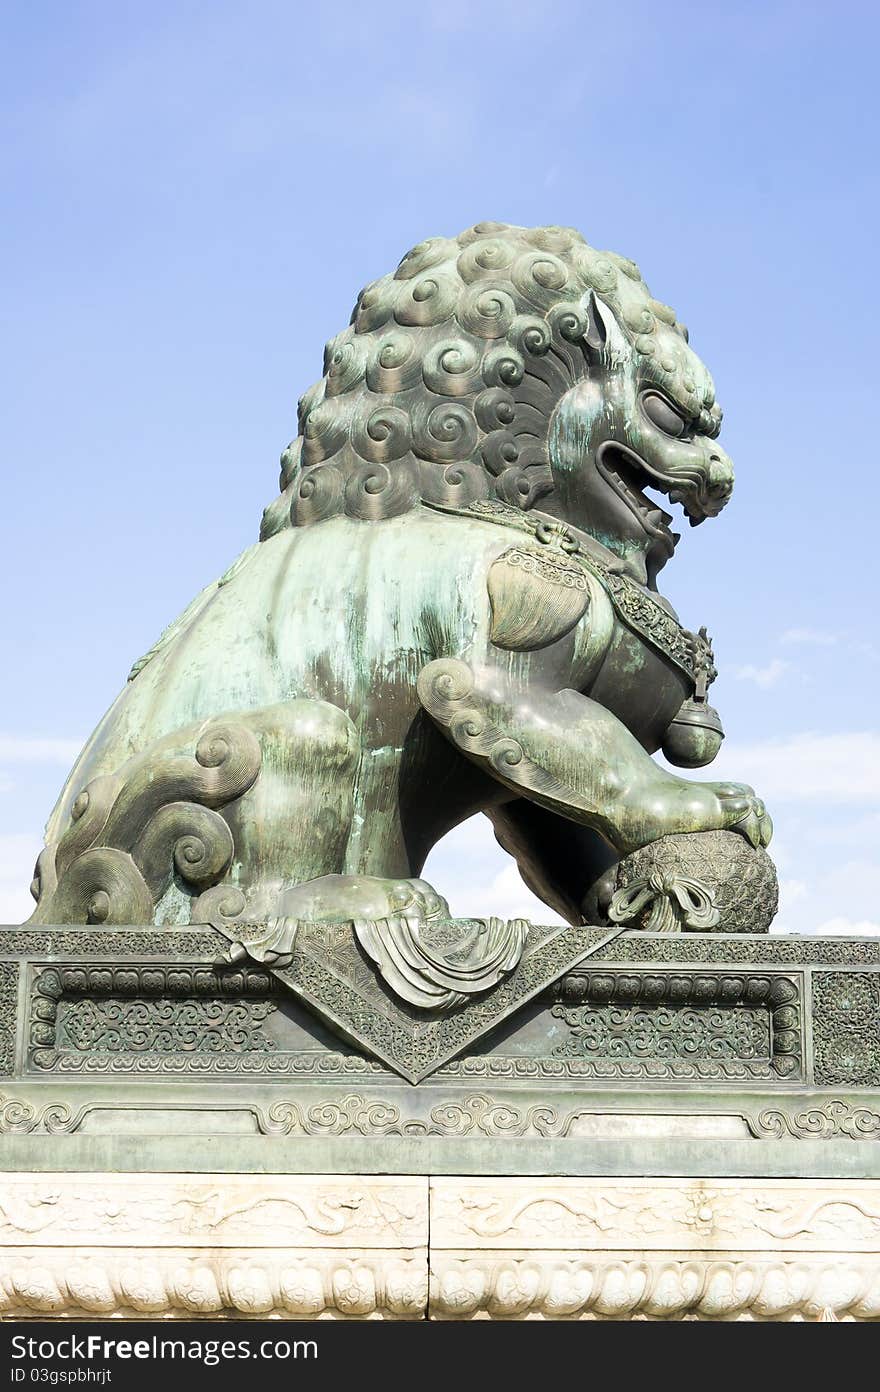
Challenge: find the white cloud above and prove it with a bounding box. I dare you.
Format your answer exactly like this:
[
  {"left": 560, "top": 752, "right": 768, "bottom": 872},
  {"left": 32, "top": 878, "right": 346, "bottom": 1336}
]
[
  {"left": 709, "top": 731, "right": 880, "bottom": 803},
  {"left": 815, "top": 917, "right": 880, "bottom": 936},
  {"left": 732, "top": 659, "right": 791, "bottom": 688},
  {"left": 814, "top": 810, "right": 880, "bottom": 844},
  {"left": 0, "top": 736, "right": 83, "bottom": 763},
  {"left": 423, "top": 739, "right": 880, "bottom": 939},
  {"left": 0, "top": 834, "right": 41, "bottom": 878},
  {"left": 448, "top": 861, "right": 567, "bottom": 924},
  {"left": 759, "top": 855, "right": 880, "bottom": 937},
  {"left": 424, "top": 817, "right": 566, "bottom": 924},
  {"left": 780, "top": 628, "right": 837, "bottom": 646},
  {"left": 0, "top": 833, "right": 41, "bottom": 926},
  {"left": 779, "top": 878, "right": 807, "bottom": 906}
]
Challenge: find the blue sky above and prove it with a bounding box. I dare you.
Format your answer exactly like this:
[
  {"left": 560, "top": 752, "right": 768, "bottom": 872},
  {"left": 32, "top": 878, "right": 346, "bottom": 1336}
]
[{"left": 1, "top": 0, "right": 878, "bottom": 931}]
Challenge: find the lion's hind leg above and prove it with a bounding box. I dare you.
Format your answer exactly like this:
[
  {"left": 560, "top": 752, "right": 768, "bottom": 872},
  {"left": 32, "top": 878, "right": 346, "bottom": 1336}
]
[{"left": 28, "top": 699, "right": 361, "bottom": 928}]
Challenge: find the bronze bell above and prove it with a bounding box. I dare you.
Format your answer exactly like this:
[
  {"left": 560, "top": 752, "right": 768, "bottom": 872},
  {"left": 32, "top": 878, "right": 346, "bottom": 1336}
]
[{"left": 661, "top": 696, "right": 725, "bottom": 768}]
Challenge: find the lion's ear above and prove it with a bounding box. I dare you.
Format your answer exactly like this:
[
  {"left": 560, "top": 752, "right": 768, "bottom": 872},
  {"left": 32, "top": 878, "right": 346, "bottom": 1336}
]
[
  {"left": 584, "top": 290, "right": 609, "bottom": 355},
  {"left": 584, "top": 291, "right": 628, "bottom": 368},
  {"left": 488, "top": 545, "right": 590, "bottom": 652}
]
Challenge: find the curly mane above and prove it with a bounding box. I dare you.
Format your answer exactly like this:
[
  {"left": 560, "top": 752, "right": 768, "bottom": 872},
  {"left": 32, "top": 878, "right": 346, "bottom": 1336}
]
[{"left": 259, "top": 221, "right": 701, "bottom": 537}]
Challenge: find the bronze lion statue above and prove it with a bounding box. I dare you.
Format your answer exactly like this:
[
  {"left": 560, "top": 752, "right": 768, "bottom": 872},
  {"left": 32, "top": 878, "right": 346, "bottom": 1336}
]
[{"left": 28, "top": 221, "right": 771, "bottom": 981}]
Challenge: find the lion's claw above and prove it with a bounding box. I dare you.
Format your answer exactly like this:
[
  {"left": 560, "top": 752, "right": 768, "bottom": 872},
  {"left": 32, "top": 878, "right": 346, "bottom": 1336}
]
[
  {"left": 711, "top": 783, "right": 773, "bottom": 849},
  {"left": 731, "top": 807, "right": 762, "bottom": 848},
  {"left": 728, "top": 798, "right": 773, "bottom": 848}
]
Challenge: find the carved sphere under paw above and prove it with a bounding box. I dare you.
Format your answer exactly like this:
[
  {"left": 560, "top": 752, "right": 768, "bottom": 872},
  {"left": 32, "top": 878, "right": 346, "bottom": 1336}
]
[{"left": 614, "top": 830, "right": 778, "bottom": 934}]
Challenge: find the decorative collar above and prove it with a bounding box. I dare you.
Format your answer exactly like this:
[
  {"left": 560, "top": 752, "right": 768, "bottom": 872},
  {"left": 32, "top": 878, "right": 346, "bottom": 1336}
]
[{"left": 424, "top": 497, "right": 716, "bottom": 689}]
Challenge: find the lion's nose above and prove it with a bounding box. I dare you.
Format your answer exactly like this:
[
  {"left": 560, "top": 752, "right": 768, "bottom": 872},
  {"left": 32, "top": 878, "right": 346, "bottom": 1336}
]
[{"left": 706, "top": 451, "right": 734, "bottom": 501}]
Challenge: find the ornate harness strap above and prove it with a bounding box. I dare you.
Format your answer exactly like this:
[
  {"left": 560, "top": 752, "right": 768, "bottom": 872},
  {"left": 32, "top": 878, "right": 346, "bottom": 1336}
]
[{"left": 425, "top": 497, "right": 717, "bottom": 689}]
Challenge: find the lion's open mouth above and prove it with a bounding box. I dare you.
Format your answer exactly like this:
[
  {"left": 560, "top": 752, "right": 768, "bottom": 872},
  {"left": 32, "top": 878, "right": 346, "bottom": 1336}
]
[
  {"left": 596, "top": 439, "right": 720, "bottom": 545},
  {"left": 596, "top": 443, "right": 682, "bottom": 559}
]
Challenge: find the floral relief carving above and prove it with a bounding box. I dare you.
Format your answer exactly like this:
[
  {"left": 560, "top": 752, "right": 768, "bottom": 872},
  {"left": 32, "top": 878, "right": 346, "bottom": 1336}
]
[
  {"left": 812, "top": 973, "right": 880, "bottom": 1087},
  {"left": 748, "top": 1100, "right": 880, "bottom": 1140},
  {"left": 3, "top": 1088, "right": 880, "bottom": 1142},
  {"left": 28, "top": 964, "right": 281, "bottom": 1070},
  {"left": 0, "top": 962, "right": 17, "bottom": 1075},
  {"left": 551, "top": 971, "right": 801, "bottom": 1079},
  {"left": 58, "top": 997, "right": 277, "bottom": 1054}
]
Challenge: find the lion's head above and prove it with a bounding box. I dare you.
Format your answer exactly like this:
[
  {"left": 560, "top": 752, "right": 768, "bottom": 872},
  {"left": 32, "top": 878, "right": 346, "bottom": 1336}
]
[{"left": 259, "top": 221, "right": 732, "bottom": 587}]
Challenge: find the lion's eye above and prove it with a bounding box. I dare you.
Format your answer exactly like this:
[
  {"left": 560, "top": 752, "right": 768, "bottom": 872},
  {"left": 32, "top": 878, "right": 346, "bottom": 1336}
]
[{"left": 641, "top": 392, "right": 688, "bottom": 438}]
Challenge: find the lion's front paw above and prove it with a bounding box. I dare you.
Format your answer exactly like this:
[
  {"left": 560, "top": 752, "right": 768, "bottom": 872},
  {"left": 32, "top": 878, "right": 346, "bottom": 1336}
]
[{"left": 713, "top": 782, "right": 773, "bottom": 848}]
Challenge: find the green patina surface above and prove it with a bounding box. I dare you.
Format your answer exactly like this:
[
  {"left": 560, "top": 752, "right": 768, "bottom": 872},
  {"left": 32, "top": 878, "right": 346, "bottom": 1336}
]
[
  {"left": 24, "top": 222, "right": 771, "bottom": 962},
  {"left": 8, "top": 223, "right": 837, "bottom": 1155},
  {"left": 2, "top": 924, "right": 879, "bottom": 1180}
]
